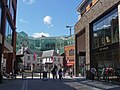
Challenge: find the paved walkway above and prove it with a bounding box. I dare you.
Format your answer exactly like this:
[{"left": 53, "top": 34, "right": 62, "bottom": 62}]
[{"left": 0, "top": 76, "right": 120, "bottom": 90}]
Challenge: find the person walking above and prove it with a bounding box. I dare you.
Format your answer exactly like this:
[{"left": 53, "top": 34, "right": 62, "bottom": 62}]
[
  {"left": 69, "top": 68, "right": 73, "bottom": 77},
  {"left": 90, "top": 67, "right": 96, "bottom": 81},
  {"left": 58, "top": 68, "right": 62, "bottom": 81},
  {"left": 51, "top": 68, "right": 56, "bottom": 80}
]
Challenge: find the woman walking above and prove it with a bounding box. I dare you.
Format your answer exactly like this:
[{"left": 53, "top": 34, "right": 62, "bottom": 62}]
[{"left": 58, "top": 68, "right": 62, "bottom": 81}]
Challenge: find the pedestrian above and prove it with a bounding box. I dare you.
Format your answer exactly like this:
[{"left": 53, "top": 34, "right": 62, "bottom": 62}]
[
  {"left": 51, "top": 68, "right": 56, "bottom": 80},
  {"left": 90, "top": 67, "right": 96, "bottom": 81},
  {"left": 69, "top": 68, "right": 73, "bottom": 77},
  {"left": 58, "top": 68, "right": 62, "bottom": 81},
  {"left": 101, "top": 67, "right": 106, "bottom": 80}
]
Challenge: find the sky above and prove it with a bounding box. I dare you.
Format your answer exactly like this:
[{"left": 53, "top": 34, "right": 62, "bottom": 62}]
[{"left": 16, "top": 0, "right": 82, "bottom": 38}]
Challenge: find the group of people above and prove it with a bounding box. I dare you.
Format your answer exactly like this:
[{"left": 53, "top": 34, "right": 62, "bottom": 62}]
[
  {"left": 102, "top": 67, "right": 113, "bottom": 80},
  {"left": 90, "top": 67, "right": 114, "bottom": 81},
  {"left": 51, "top": 66, "right": 63, "bottom": 81}
]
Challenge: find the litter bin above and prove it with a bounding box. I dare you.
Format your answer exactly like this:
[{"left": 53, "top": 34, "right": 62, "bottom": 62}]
[{"left": 43, "top": 71, "right": 47, "bottom": 80}]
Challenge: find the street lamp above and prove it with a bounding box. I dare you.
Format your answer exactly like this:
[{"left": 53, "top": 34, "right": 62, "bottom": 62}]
[{"left": 66, "top": 26, "right": 73, "bottom": 36}]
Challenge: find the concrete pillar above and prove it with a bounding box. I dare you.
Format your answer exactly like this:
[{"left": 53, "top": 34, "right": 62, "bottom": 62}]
[
  {"left": 118, "top": 4, "right": 120, "bottom": 65},
  {"left": 74, "top": 35, "right": 79, "bottom": 77},
  {"left": 118, "top": 3, "right": 120, "bottom": 41}
]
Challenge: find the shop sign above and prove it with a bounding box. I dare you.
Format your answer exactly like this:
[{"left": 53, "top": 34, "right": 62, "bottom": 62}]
[{"left": 99, "top": 46, "right": 109, "bottom": 51}]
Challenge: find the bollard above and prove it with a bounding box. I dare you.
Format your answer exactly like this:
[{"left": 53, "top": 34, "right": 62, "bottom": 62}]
[
  {"left": 43, "top": 71, "right": 48, "bottom": 81},
  {"left": 49, "top": 72, "right": 50, "bottom": 78},
  {"left": 32, "top": 72, "right": 33, "bottom": 79},
  {"left": 40, "top": 72, "right": 41, "bottom": 79},
  {"left": 22, "top": 72, "right": 23, "bottom": 79}
]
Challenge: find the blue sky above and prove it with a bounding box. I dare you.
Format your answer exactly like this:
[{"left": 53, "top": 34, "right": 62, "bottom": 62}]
[{"left": 16, "top": 0, "right": 82, "bottom": 37}]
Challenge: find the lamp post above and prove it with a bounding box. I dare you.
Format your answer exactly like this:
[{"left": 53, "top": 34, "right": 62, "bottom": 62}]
[{"left": 66, "top": 26, "right": 73, "bottom": 36}]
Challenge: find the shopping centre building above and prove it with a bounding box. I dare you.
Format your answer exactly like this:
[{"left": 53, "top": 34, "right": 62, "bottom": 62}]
[{"left": 75, "top": 0, "right": 120, "bottom": 82}]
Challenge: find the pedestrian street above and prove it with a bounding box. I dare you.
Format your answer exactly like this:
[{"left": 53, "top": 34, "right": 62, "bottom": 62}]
[{"left": 0, "top": 77, "right": 120, "bottom": 90}]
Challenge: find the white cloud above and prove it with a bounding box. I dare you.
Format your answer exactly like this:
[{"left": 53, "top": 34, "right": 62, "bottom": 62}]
[
  {"left": 19, "top": 19, "right": 29, "bottom": 24},
  {"left": 32, "top": 32, "right": 50, "bottom": 38},
  {"left": 43, "top": 15, "right": 53, "bottom": 26},
  {"left": 23, "top": 0, "right": 36, "bottom": 5}
]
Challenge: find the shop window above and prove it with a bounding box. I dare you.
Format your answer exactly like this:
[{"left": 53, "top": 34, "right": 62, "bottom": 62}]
[{"left": 112, "top": 16, "right": 119, "bottom": 43}]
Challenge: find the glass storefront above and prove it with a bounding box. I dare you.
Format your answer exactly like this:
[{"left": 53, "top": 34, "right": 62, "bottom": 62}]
[
  {"left": 92, "top": 8, "right": 118, "bottom": 48},
  {"left": 91, "top": 8, "right": 120, "bottom": 82}
]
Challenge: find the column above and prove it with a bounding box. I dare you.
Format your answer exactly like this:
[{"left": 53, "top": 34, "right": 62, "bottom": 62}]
[{"left": 118, "top": 4, "right": 120, "bottom": 65}]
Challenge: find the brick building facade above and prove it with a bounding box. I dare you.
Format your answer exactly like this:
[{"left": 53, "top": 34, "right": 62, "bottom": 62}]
[
  {"left": 0, "top": 0, "right": 17, "bottom": 82},
  {"left": 75, "top": 0, "right": 120, "bottom": 82}
]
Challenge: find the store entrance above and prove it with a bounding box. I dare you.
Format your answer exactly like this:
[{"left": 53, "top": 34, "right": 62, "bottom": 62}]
[{"left": 79, "top": 52, "right": 86, "bottom": 77}]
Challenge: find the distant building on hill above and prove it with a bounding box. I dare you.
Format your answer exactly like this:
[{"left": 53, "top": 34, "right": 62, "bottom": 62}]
[
  {"left": 16, "top": 31, "right": 74, "bottom": 71},
  {"left": 16, "top": 31, "right": 75, "bottom": 55}
]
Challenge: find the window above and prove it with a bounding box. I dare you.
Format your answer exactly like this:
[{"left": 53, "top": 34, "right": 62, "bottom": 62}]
[
  {"left": 37, "top": 58, "right": 39, "bottom": 62},
  {"left": 54, "top": 58, "right": 56, "bottom": 61},
  {"left": 28, "top": 56, "right": 30, "bottom": 60},
  {"left": 69, "top": 49, "right": 74, "bottom": 56},
  {"left": 34, "top": 40, "right": 40, "bottom": 48},
  {"left": 7, "top": 0, "right": 11, "bottom": 9},
  {"left": 10, "top": 4, "right": 14, "bottom": 20},
  {"left": 5, "top": 19, "right": 13, "bottom": 45},
  {"left": 92, "top": 8, "right": 118, "bottom": 48},
  {"left": 58, "top": 58, "right": 60, "bottom": 62},
  {"left": 27, "top": 63, "right": 31, "bottom": 69}
]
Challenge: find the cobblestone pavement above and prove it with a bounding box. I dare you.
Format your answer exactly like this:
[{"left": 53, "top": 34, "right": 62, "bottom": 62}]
[{"left": 0, "top": 77, "right": 120, "bottom": 90}]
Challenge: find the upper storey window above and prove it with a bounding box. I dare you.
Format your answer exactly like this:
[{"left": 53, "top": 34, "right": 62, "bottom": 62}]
[
  {"left": 10, "top": 4, "right": 14, "bottom": 20},
  {"left": 7, "top": 0, "right": 15, "bottom": 20},
  {"left": 7, "top": 0, "right": 11, "bottom": 8},
  {"left": 5, "top": 19, "right": 13, "bottom": 45},
  {"left": 77, "top": 0, "right": 98, "bottom": 17},
  {"left": 92, "top": 8, "right": 118, "bottom": 48}
]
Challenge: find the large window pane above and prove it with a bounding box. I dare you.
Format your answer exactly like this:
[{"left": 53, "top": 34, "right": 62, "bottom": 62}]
[
  {"left": 5, "top": 19, "right": 13, "bottom": 45},
  {"left": 7, "top": 0, "right": 11, "bottom": 9},
  {"left": 10, "top": 3, "right": 14, "bottom": 20},
  {"left": 111, "top": 17, "right": 119, "bottom": 43}
]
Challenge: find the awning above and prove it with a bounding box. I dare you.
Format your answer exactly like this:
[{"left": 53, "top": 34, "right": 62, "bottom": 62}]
[
  {"left": 16, "top": 54, "right": 24, "bottom": 57},
  {"left": 66, "top": 61, "right": 74, "bottom": 66}
]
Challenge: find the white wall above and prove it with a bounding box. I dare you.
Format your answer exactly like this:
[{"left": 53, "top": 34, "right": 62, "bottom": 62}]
[
  {"left": 23, "top": 54, "right": 37, "bottom": 69},
  {"left": 41, "top": 56, "right": 63, "bottom": 68},
  {"left": 42, "top": 57, "right": 53, "bottom": 64}
]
